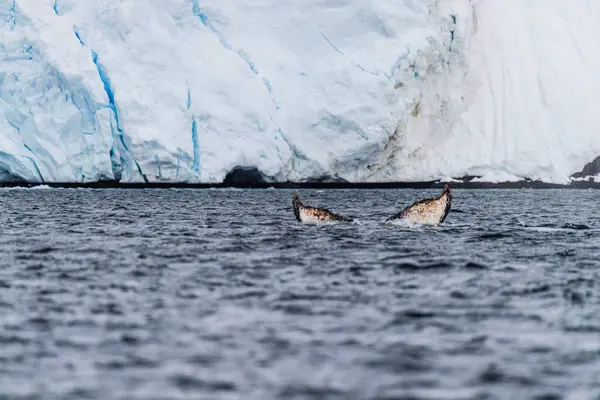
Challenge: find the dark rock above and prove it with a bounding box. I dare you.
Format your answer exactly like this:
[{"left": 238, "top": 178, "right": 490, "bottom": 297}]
[
  {"left": 571, "top": 155, "right": 600, "bottom": 179},
  {"left": 303, "top": 175, "right": 349, "bottom": 184}
]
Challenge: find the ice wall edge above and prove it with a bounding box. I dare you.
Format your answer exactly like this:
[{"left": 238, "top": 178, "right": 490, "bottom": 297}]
[{"left": 0, "top": 0, "right": 598, "bottom": 184}]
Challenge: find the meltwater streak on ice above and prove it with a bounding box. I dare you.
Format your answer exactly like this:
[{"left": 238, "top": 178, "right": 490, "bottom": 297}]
[
  {"left": 0, "top": 188, "right": 600, "bottom": 399},
  {"left": 1, "top": 1, "right": 600, "bottom": 183}
]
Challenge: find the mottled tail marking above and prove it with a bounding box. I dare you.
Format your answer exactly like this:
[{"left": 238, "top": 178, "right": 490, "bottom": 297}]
[
  {"left": 292, "top": 192, "right": 352, "bottom": 224},
  {"left": 386, "top": 184, "right": 452, "bottom": 225}
]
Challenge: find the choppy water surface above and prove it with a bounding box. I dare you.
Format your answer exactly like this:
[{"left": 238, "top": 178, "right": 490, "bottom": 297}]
[{"left": 0, "top": 187, "right": 599, "bottom": 399}]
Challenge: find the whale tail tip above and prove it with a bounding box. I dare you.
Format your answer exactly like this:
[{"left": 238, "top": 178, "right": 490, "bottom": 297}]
[{"left": 292, "top": 192, "right": 302, "bottom": 222}]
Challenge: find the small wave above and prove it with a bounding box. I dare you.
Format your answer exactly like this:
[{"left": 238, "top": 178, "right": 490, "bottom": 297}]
[
  {"left": 27, "top": 316, "right": 51, "bottom": 330},
  {"left": 0, "top": 186, "right": 32, "bottom": 191},
  {"left": 209, "top": 187, "right": 243, "bottom": 191},
  {"left": 464, "top": 261, "right": 489, "bottom": 270},
  {"left": 397, "top": 309, "right": 436, "bottom": 319},
  {"left": 272, "top": 303, "right": 315, "bottom": 316},
  {"left": 391, "top": 261, "right": 453, "bottom": 271},
  {"left": 301, "top": 219, "right": 354, "bottom": 226},
  {"left": 31, "top": 246, "right": 56, "bottom": 254},
  {"left": 525, "top": 224, "right": 591, "bottom": 233},
  {"left": 561, "top": 223, "right": 590, "bottom": 230},
  {"left": 171, "top": 374, "right": 236, "bottom": 392},
  {"left": 0, "top": 184, "right": 54, "bottom": 191},
  {"left": 450, "top": 290, "right": 469, "bottom": 299},
  {"left": 556, "top": 249, "right": 575, "bottom": 257},
  {"left": 563, "top": 324, "right": 600, "bottom": 333},
  {"left": 563, "top": 288, "right": 585, "bottom": 305},
  {"left": 0, "top": 333, "right": 31, "bottom": 345},
  {"left": 525, "top": 226, "right": 563, "bottom": 233},
  {"left": 383, "top": 219, "right": 430, "bottom": 229},
  {"left": 501, "top": 283, "right": 551, "bottom": 296},
  {"left": 466, "top": 232, "right": 512, "bottom": 242},
  {"left": 364, "top": 343, "right": 433, "bottom": 373},
  {"left": 221, "top": 290, "right": 268, "bottom": 300},
  {"left": 475, "top": 363, "right": 536, "bottom": 386}
]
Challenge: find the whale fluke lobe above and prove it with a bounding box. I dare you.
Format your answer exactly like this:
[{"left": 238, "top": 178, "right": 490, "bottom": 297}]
[
  {"left": 292, "top": 192, "right": 352, "bottom": 224},
  {"left": 386, "top": 184, "right": 452, "bottom": 225},
  {"left": 292, "top": 192, "right": 303, "bottom": 222}
]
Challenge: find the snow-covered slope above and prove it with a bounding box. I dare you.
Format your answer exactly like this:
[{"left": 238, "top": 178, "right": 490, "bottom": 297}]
[{"left": 1, "top": 0, "right": 599, "bottom": 183}]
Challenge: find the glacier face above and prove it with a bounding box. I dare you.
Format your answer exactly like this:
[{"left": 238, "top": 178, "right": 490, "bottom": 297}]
[{"left": 1, "top": 0, "right": 599, "bottom": 183}]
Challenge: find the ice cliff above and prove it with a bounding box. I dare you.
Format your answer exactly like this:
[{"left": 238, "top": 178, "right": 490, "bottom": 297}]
[{"left": 1, "top": 0, "right": 599, "bottom": 184}]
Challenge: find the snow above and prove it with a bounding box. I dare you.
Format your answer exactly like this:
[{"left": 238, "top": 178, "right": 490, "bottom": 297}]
[
  {"left": 470, "top": 172, "right": 524, "bottom": 184},
  {"left": 439, "top": 176, "right": 464, "bottom": 184},
  {"left": 571, "top": 174, "right": 600, "bottom": 183},
  {"left": 1, "top": 0, "right": 599, "bottom": 184}
]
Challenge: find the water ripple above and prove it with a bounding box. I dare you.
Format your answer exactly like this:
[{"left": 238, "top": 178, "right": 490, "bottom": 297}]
[{"left": 0, "top": 188, "right": 599, "bottom": 399}]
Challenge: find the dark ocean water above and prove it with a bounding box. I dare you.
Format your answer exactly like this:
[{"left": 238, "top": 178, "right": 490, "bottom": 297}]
[{"left": 0, "top": 187, "right": 599, "bottom": 400}]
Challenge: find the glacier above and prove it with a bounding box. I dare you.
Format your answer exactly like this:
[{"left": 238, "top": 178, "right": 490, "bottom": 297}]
[{"left": 1, "top": 0, "right": 600, "bottom": 184}]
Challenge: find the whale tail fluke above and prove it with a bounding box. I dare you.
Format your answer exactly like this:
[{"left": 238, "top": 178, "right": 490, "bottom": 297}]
[
  {"left": 386, "top": 185, "right": 452, "bottom": 225},
  {"left": 292, "top": 192, "right": 352, "bottom": 224}
]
